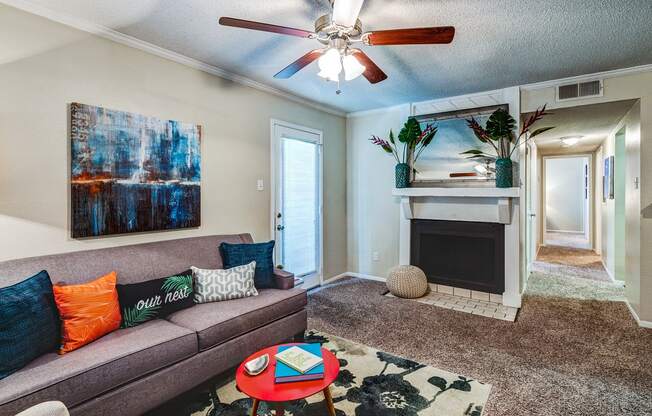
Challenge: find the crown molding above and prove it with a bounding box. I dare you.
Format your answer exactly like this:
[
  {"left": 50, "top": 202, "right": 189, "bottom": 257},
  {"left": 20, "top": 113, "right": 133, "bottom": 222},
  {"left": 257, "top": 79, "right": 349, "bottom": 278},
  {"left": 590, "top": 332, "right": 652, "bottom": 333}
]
[
  {"left": 520, "top": 64, "right": 652, "bottom": 91},
  {"left": 0, "top": 0, "right": 347, "bottom": 118},
  {"left": 346, "top": 103, "right": 411, "bottom": 119}
]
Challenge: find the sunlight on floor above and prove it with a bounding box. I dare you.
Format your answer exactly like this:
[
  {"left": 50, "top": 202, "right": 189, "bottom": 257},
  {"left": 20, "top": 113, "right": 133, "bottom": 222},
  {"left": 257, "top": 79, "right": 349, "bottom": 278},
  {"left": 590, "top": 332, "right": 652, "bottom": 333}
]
[{"left": 544, "top": 231, "right": 591, "bottom": 250}]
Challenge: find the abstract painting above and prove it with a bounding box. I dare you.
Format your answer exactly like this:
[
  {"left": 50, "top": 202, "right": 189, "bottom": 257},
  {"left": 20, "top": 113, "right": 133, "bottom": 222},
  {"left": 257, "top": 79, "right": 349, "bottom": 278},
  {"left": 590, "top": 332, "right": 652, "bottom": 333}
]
[
  {"left": 70, "top": 103, "right": 201, "bottom": 238},
  {"left": 603, "top": 156, "right": 613, "bottom": 202}
]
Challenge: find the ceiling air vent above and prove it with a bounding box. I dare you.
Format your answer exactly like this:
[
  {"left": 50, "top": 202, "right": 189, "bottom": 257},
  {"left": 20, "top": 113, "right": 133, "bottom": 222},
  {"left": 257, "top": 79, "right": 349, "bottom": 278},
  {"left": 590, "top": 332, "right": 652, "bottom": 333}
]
[{"left": 556, "top": 79, "right": 603, "bottom": 101}]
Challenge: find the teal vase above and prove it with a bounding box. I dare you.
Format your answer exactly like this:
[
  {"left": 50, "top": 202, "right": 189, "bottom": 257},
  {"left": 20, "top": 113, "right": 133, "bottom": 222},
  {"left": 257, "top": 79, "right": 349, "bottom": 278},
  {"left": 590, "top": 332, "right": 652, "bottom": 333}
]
[
  {"left": 495, "top": 158, "right": 513, "bottom": 188},
  {"left": 395, "top": 163, "right": 410, "bottom": 188}
]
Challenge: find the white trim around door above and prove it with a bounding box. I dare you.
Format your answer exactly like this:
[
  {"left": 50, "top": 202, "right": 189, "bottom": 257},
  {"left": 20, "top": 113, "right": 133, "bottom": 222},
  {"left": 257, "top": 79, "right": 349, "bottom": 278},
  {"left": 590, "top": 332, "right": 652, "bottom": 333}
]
[
  {"left": 270, "top": 119, "right": 324, "bottom": 289},
  {"left": 541, "top": 153, "right": 594, "bottom": 249}
]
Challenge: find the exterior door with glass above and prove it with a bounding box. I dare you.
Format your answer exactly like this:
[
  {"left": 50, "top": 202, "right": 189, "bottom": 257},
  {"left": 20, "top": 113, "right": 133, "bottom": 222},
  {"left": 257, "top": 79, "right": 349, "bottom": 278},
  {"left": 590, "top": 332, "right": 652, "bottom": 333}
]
[{"left": 271, "top": 120, "right": 323, "bottom": 289}]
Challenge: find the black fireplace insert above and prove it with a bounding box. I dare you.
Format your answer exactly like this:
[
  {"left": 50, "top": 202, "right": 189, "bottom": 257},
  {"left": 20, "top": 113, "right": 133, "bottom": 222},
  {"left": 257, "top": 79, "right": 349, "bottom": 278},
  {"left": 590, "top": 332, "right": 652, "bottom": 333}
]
[{"left": 410, "top": 219, "right": 505, "bottom": 294}]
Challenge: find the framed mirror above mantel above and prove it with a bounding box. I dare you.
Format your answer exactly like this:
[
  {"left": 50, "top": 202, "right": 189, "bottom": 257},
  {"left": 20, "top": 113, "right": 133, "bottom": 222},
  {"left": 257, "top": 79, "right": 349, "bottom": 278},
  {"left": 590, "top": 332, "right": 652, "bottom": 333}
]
[{"left": 410, "top": 104, "right": 509, "bottom": 187}]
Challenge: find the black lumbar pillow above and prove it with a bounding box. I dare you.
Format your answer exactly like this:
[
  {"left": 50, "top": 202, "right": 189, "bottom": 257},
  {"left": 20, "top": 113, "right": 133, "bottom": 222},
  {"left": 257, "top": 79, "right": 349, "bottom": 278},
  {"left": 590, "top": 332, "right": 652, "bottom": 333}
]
[{"left": 117, "top": 270, "right": 194, "bottom": 328}]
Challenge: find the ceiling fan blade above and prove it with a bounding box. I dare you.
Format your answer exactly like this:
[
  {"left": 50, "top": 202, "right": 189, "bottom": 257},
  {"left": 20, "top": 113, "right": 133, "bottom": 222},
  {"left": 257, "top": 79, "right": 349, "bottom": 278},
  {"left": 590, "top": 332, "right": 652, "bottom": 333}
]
[
  {"left": 366, "top": 26, "right": 455, "bottom": 45},
  {"left": 332, "top": 0, "right": 365, "bottom": 27},
  {"left": 274, "top": 50, "right": 325, "bottom": 79},
  {"left": 219, "top": 17, "right": 314, "bottom": 38},
  {"left": 350, "top": 49, "right": 387, "bottom": 84}
]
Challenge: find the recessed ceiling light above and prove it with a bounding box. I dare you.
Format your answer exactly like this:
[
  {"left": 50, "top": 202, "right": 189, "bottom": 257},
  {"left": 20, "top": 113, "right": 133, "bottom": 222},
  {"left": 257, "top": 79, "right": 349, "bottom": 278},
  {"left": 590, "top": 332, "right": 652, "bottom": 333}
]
[{"left": 560, "top": 136, "right": 583, "bottom": 147}]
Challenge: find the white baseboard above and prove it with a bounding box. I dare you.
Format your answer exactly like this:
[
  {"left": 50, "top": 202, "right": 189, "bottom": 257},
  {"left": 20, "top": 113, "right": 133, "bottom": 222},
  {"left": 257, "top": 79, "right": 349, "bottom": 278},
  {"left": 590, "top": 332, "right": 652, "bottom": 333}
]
[
  {"left": 322, "top": 273, "right": 350, "bottom": 284},
  {"left": 624, "top": 300, "right": 652, "bottom": 329},
  {"left": 600, "top": 258, "right": 618, "bottom": 282},
  {"left": 347, "top": 272, "right": 386, "bottom": 282},
  {"left": 323, "top": 272, "right": 386, "bottom": 284}
]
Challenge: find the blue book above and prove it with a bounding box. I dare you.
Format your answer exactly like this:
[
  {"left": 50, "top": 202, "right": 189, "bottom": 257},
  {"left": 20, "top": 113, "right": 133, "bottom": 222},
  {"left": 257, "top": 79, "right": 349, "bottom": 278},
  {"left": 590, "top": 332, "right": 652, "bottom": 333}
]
[{"left": 275, "top": 344, "right": 324, "bottom": 383}]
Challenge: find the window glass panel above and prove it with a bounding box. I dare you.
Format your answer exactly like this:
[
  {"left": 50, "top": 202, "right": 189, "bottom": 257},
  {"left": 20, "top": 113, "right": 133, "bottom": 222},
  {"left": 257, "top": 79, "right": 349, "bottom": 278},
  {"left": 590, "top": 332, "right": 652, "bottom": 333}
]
[{"left": 281, "top": 137, "right": 318, "bottom": 276}]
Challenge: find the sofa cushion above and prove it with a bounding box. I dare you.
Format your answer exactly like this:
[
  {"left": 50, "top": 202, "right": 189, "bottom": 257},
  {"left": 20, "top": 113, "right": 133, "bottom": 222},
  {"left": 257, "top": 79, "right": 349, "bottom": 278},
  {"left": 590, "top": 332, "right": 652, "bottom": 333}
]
[
  {"left": 0, "top": 319, "right": 197, "bottom": 412},
  {"left": 166, "top": 287, "right": 307, "bottom": 351},
  {"left": 220, "top": 241, "right": 276, "bottom": 289},
  {"left": 117, "top": 270, "right": 194, "bottom": 328},
  {"left": 192, "top": 262, "right": 258, "bottom": 303},
  {"left": 53, "top": 271, "right": 122, "bottom": 354},
  {"left": 0, "top": 270, "right": 60, "bottom": 380}
]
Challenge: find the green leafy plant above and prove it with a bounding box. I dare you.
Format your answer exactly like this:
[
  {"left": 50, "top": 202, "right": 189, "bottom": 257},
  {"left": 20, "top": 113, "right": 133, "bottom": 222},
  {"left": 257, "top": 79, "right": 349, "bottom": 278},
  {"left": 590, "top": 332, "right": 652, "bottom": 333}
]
[
  {"left": 122, "top": 305, "right": 161, "bottom": 328},
  {"left": 370, "top": 118, "right": 438, "bottom": 164},
  {"left": 161, "top": 274, "right": 193, "bottom": 293},
  {"left": 462, "top": 106, "right": 554, "bottom": 160}
]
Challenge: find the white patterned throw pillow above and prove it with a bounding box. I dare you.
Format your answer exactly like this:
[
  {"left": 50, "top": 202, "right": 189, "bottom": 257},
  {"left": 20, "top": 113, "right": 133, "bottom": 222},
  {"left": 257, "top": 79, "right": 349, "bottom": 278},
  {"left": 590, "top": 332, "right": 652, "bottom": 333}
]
[{"left": 191, "top": 261, "right": 259, "bottom": 303}]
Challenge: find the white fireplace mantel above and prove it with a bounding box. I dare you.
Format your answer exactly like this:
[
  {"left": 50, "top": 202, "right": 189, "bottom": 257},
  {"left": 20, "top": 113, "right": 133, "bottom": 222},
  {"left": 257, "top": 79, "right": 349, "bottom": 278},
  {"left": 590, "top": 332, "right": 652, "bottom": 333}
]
[
  {"left": 392, "top": 187, "right": 520, "bottom": 198},
  {"left": 394, "top": 186, "right": 522, "bottom": 308},
  {"left": 393, "top": 187, "right": 520, "bottom": 225}
]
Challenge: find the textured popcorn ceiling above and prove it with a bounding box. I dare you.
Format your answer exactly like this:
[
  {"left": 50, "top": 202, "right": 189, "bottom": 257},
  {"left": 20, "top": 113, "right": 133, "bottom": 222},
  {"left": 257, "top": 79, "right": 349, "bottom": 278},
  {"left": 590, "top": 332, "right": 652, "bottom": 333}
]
[{"left": 12, "top": 0, "right": 652, "bottom": 112}]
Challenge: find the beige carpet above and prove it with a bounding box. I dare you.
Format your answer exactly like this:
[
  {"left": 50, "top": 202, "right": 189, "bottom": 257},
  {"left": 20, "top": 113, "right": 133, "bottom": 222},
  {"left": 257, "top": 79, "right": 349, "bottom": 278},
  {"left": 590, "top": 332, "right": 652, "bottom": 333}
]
[
  {"left": 307, "top": 277, "right": 652, "bottom": 416},
  {"left": 534, "top": 245, "right": 613, "bottom": 282}
]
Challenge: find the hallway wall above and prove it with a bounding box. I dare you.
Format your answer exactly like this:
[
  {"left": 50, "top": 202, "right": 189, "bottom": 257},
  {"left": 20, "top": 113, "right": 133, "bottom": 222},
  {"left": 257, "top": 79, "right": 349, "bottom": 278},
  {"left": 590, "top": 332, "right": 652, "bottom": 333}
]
[{"left": 595, "top": 104, "right": 640, "bottom": 284}]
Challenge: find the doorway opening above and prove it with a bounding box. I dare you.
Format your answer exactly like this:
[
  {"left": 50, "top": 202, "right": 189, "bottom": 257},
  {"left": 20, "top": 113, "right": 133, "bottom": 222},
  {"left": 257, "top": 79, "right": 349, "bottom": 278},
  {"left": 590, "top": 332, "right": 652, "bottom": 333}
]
[{"left": 543, "top": 155, "right": 591, "bottom": 249}]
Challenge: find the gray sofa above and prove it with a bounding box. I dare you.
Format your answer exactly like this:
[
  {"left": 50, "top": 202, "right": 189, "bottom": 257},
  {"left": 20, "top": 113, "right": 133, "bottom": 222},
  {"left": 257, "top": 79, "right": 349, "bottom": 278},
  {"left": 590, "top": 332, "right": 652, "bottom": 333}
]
[{"left": 0, "top": 234, "right": 307, "bottom": 416}]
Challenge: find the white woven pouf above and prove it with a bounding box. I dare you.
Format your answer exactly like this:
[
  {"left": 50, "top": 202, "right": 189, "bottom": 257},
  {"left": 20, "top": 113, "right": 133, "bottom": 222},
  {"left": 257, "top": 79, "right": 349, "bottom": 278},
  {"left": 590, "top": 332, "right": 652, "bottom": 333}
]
[{"left": 386, "top": 265, "right": 428, "bottom": 298}]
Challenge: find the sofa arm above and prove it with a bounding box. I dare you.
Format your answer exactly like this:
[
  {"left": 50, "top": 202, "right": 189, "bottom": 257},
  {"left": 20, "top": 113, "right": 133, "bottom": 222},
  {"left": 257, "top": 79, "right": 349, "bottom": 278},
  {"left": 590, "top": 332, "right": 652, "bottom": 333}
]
[
  {"left": 274, "top": 268, "right": 295, "bottom": 290},
  {"left": 16, "top": 402, "right": 70, "bottom": 416}
]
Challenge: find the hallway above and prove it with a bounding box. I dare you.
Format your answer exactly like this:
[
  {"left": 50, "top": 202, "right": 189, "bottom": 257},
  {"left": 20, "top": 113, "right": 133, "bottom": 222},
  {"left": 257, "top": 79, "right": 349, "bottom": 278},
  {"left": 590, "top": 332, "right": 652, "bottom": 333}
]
[{"left": 528, "top": 245, "right": 624, "bottom": 301}]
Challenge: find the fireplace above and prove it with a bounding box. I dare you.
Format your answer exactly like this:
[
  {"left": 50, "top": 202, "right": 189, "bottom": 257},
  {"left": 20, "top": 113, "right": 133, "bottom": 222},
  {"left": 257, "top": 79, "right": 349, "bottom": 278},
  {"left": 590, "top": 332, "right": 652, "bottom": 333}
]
[{"left": 410, "top": 219, "right": 505, "bottom": 294}]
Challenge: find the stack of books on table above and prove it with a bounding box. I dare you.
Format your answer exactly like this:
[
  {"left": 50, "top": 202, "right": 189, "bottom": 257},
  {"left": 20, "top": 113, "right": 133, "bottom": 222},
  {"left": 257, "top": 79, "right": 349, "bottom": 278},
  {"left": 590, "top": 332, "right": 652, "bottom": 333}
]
[{"left": 274, "top": 344, "right": 324, "bottom": 383}]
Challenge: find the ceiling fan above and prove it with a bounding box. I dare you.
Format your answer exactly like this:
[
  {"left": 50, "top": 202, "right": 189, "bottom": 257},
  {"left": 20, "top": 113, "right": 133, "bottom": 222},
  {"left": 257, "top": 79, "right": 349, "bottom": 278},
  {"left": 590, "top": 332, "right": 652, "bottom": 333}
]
[{"left": 218, "top": 0, "right": 455, "bottom": 85}]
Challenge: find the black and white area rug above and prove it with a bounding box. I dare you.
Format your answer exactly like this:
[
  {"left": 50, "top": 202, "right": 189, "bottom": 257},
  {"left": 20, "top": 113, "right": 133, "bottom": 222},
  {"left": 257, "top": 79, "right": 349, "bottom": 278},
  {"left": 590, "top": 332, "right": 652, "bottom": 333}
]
[{"left": 174, "top": 331, "right": 491, "bottom": 416}]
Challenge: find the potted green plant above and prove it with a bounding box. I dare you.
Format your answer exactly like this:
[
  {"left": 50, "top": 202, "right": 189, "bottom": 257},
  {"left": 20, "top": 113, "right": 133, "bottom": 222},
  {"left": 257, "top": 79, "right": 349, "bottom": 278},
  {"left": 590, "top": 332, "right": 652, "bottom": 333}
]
[
  {"left": 463, "top": 106, "right": 553, "bottom": 188},
  {"left": 370, "top": 118, "right": 438, "bottom": 188}
]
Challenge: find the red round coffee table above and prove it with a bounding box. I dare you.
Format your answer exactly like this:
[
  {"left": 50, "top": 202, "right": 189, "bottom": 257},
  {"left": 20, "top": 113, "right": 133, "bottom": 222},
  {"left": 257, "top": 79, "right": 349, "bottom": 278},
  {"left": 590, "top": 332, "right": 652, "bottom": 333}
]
[{"left": 236, "top": 343, "right": 340, "bottom": 416}]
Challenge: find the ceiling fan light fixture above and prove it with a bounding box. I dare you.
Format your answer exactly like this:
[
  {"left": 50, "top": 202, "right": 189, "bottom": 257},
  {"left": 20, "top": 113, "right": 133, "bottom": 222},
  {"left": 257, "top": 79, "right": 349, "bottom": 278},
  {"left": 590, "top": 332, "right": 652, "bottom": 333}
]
[
  {"left": 342, "top": 53, "right": 366, "bottom": 80},
  {"left": 318, "top": 48, "right": 342, "bottom": 71},
  {"left": 317, "top": 48, "right": 342, "bottom": 81},
  {"left": 317, "top": 69, "right": 340, "bottom": 82},
  {"left": 560, "top": 136, "right": 582, "bottom": 147}
]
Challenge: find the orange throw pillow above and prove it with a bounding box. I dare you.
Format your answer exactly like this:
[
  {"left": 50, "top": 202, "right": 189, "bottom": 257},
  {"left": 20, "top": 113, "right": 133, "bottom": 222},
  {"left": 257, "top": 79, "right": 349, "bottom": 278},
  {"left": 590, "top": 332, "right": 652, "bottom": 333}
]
[{"left": 53, "top": 271, "right": 122, "bottom": 354}]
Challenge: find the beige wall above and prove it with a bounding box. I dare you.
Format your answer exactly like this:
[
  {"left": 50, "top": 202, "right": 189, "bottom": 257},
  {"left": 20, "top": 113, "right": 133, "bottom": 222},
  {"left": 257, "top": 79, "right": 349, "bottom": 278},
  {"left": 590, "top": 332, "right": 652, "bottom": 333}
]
[
  {"left": 346, "top": 105, "right": 410, "bottom": 277},
  {"left": 523, "top": 73, "right": 649, "bottom": 322},
  {"left": 596, "top": 103, "right": 642, "bottom": 297},
  {"left": 0, "top": 5, "right": 347, "bottom": 279}
]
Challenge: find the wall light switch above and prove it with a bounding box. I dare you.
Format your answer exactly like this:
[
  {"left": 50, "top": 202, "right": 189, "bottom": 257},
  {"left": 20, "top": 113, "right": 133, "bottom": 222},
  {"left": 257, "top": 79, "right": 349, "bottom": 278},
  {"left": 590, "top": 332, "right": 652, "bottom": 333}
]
[
  {"left": 257, "top": 179, "right": 264, "bottom": 191},
  {"left": 372, "top": 251, "right": 380, "bottom": 261},
  {"left": 634, "top": 177, "right": 640, "bottom": 190}
]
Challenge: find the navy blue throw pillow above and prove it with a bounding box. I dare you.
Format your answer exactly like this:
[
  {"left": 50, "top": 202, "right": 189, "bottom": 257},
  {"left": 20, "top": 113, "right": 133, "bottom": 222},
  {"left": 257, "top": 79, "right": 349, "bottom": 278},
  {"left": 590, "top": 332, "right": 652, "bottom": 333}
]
[
  {"left": 0, "top": 270, "right": 60, "bottom": 380},
  {"left": 220, "top": 241, "right": 276, "bottom": 289}
]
